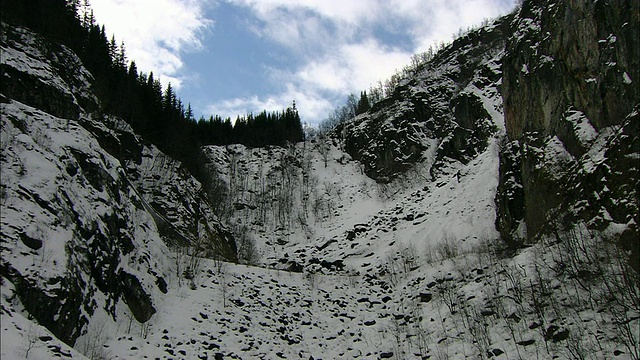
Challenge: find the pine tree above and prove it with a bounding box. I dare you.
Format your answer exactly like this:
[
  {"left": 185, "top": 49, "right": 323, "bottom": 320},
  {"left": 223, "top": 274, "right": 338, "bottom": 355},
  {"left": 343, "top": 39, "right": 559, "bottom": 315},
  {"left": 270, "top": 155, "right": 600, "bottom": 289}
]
[
  {"left": 108, "top": 35, "right": 117, "bottom": 63},
  {"left": 185, "top": 103, "right": 194, "bottom": 122},
  {"left": 163, "top": 83, "right": 175, "bottom": 112},
  {"left": 116, "top": 41, "right": 127, "bottom": 69},
  {"left": 356, "top": 91, "right": 371, "bottom": 115}
]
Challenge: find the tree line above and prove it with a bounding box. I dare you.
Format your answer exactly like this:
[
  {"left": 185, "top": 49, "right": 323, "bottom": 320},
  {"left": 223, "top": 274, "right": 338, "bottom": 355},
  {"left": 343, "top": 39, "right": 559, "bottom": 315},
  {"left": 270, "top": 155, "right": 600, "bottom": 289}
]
[
  {"left": 195, "top": 105, "right": 303, "bottom": 148},
  {"left": 1, "top": 0, "right": 304, "bottom": 176}
]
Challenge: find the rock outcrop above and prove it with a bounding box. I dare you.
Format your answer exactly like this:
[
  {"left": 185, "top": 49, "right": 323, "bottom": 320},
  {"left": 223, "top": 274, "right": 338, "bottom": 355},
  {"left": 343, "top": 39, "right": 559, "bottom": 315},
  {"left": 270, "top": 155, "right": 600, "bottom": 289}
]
[
  {"left": 339, "top": 16, "right": 511, "bottom": 183},
  {"left": 497, "top": 0, "right": 639, "bottom": 247},
  {"left": 1, "top": 23, "right": 235, "bottom": 346},
  {"left": 1, "top": 1, "right": 638, "bottom": 358}
]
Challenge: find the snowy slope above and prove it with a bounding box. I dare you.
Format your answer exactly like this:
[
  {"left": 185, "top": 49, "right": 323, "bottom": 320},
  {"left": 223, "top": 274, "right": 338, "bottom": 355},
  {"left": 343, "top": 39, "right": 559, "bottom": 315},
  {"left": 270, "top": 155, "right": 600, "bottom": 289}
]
[
  {"left": 1, "top": 22, "right": 221, "bottom": 358},
  {"left": 2, "top": 279, "right": 88, "bottom": 360},
  {"left": 2, "top": 3, "right": 638, "bottom": 359},
  {"left": 0, "top": 96, "right": 173, "bottom": 347},
  {"left": 202, "top": 135, "right": 501, "bottom": 276}
]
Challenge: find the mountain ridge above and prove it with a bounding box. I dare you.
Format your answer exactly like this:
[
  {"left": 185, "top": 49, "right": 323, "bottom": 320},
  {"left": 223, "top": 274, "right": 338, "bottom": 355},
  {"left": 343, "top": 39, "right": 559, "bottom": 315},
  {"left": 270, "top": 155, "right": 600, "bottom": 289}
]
[{"left": 1, "top": 0, "right": 639, "bottom": 359}]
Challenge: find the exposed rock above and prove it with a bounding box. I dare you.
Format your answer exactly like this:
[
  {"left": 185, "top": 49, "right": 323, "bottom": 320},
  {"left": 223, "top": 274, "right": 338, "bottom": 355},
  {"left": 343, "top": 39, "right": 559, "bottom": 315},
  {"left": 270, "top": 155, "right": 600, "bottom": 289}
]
[
  {"left": 0, "top": 23, "right": 236, "bottom": 348},
  {"left": 0, "top": 23, "right": 98, "bottom": 119},
  {"left": 1, "top": 263, "right": 87, "bottom": 345},
  {"left": 119, "top": 272, "right": 156, "bottom": 323},
  {"left": 495, "top": 139, "right": 526, "bottom": 245},
  {"left": 339, "top": 16, "right": 510, "bottom": 183},
  {"left": 498, "top": 0, "right": 639, "bottom": 242},
  {"left": 419, "top": 292, "right": 433, "bottom": 303},
  {"left": 516, "top": 339, "right": 536, "bottom": 346},
  {"left": 19, "top": 232, "right": 42, "bottom": 250},
  {"left": 504, "top": 0, "right": 638, "bottom": 139}
]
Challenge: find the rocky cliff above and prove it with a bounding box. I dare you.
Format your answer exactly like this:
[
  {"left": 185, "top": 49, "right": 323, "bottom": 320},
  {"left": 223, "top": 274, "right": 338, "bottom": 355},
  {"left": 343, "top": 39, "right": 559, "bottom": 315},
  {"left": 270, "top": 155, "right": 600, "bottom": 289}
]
[
  {"left": 497, "top": 0, "right": 639, "bottom": 255},
  {"left": 1, "top": 22, "right": 234, "bottom": 349},
  {"left": 340, "top": 16, "right": 510, "bottom": 183},
  {"left": 335, "top": 0, "right": 638, "bottom": 257},
  {"left": 1, "top": 0, "right": 639, "bottom": 359}
]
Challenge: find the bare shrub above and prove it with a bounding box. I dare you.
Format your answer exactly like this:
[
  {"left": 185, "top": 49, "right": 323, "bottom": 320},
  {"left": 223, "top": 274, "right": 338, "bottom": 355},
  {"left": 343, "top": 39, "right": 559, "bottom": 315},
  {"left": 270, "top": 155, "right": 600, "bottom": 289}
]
[
  {"left": 437, "top": 279, "right": 459, "bottom": 315},
  {"left": 305, "top": 271, "right": 319, "bottom": 291},
  {"left": 435, "top": 233, "right": 459, "bottom": 261},
  {"left": 460, "top": 304, "right": 492, "bottom": 360},
  {"left": 234, "top": 224, "right": 260, "bottom": 265},
  {"left": 548, "top": 227, "right": 640, "bottom": 359},
  {"left": 23, "top": 325, "right": 38, "bottom": 359},
  {"left": 215, "top": 260, "right": 229, "bottom": 307},
  {"left": 345, "top": 266, "right": 359, "bottom": 288},
  {"left": 77, "top": 319, "right": 110, "bottom": 360},
  {"left": 381, "top": 244, "right": 418, "bottom": 287},
  {"left": 500, "top": 263, "right": 527, "bottom": 305},
  {"left": 423, "top": 244, "right": 437, "bottom": 265},
  {"left": 563, "top": 325, "right": 601, "bottom": 360}
]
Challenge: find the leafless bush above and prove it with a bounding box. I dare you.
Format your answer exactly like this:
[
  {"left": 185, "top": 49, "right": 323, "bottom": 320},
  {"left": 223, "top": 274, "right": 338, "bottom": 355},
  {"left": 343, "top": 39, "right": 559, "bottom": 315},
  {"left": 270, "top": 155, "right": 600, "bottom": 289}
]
[
  {"left": 384, "top": 317, "right": 406, "bottom": 359},
  {"left": 23, "top": 325, "right": 38, "bottom": 359},
  {"left": 399, "top": 242, "right": 418, "bottom": 273},
  {"left": 435, "top": 233, "right": 459, "bottom": 261},
  {"left": 216, "top": 260, "right": 229, "bottom": 307},
  {"left": 77, "top": 318, "right": 110, "bottom": 360},
  {"left": 305, "top": 271, "right": 319, "bottom": 292},
  {"left": 174, "top": 245, "right": 189, "bottom": 287},
  {"left": 345, "top": 267, "right": 359, "bottom": 288},
  {"left": 460, "top": 304, "right": 491, "bottom": 360},
  {"left": 547, "top": 227, "right": 640, "bottom": 359},
  {"left": 500, "top": 263, "right": 526, "bottom": 305},
  {"left": 563, "top": 325, "right": 601, "bottom": 360},
  {"left": 437, "top": 279, "right": 459, "bottom": 315},
  {"left": 412, "top": 316, "right": 431, "bottom": 357},
  {"left": 381, "top": 244, "right": 417, "bottom": 287},
  {"left": 234, "top": 224, "right": 260, "bottom": 265},
  {"left": 317, "top": 140, "right": 330, "bottom": 168},
  {"left": 423, "top": 244, "right": 437, "bottom": 265}
]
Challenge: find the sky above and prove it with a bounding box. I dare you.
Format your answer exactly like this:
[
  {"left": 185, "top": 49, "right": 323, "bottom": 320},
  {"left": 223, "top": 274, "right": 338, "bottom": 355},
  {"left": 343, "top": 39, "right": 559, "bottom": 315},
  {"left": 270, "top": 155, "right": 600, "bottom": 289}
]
[{"left": 89, "top": 0, "right": 517, "bottom": 126}]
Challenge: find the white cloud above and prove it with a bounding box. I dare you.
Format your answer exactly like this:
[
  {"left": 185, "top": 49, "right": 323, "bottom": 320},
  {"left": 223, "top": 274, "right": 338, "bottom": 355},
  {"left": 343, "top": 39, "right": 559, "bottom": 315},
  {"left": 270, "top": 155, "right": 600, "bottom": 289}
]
[
  {"left": 90, "top": 0, "right": 213, "bottom": 89},
  {"left": 230, "top": 0, "right": 515, "bottom": 53},
  {"left": 218, "top": 0, "right": 516, "bottom": 125},
  {"left": 205, "top": 82, "right": 334, "bottom": 125},
  {"left": 385, "top": 0, "right": 516, "bottom": 51},
  {"left": 231, "top": 0, "right": 381, "bottom": 55},
  {"left": 205, "top": 36, "right": 411, "bottom": 125},
  {"left": 231, "top": 0, "right": 378, "bottom": 27},
  {"left": 290, "top": 39, "right": 411, "bottom": 94},
  {"left": 90, "top": 0, "right": 517, "bottom": 126}
]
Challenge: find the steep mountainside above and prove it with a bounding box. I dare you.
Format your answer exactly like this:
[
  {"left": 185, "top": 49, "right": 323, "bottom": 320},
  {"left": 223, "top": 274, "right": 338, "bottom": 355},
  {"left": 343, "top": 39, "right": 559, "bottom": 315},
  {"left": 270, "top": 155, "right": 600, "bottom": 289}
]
[
  {"left": 1, "top": 0, "right": 638, "bottom": 359},
  {"left": 1, "top": 22, "right": 234, "bottom": 357},
  {"left": 497, "top": 0, "right": 639, "bottom": 253},
  {"left": 339, "top": 16, "right": 509, "bottom": 183}
]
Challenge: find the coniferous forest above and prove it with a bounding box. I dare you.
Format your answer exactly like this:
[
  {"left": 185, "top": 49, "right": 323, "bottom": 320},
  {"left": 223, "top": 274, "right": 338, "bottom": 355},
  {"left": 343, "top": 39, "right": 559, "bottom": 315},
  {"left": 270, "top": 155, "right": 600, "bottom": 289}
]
[{"left": 1, "top": 0, "right": 305, "bottom": 176}]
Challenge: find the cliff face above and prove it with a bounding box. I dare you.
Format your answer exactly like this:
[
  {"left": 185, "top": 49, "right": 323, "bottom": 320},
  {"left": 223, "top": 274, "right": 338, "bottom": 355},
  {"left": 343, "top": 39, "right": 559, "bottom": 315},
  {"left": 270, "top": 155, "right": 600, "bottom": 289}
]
[
  {"left": 1, "top": 23, "right": 235, "bottom": 347},
  {"left": 497, "top": 0, "right": 639, "bottom": 252},
  {"left": 335, "top": 0, "right": 638, "bottom": 260},
  {"left": 503, "top": 0, "right": 638, "bottom": 140},
  {"left": 1, "top": 1, "right": 639, "bottom": 358},
  {"left": 339, "top": 17, "right": 510, "bottom": 183}
]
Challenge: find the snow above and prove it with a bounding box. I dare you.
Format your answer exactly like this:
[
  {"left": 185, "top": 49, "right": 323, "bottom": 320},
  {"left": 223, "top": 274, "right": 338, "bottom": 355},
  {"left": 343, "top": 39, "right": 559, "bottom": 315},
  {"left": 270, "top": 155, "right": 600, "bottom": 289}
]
[
  {"left": 1, "top": 97, "right": 173, "bottom": 358},
  {"left": 2, "top": 16, "right": 638, "bottom": 360},
  {"left": 540, "top": 136, "right": 575, "bottom": 176},
  {"left": 1, "top": 280, "right": 88, "bottom": 360},
  {"left": 0, "top": 24, "right": 96, "bottom": 109},
  {"left": 6, "top": 19, "right": 500, "bottom": 358},
  {"left": 565, "top": 108, "right": 598, "bottom": 146}
]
